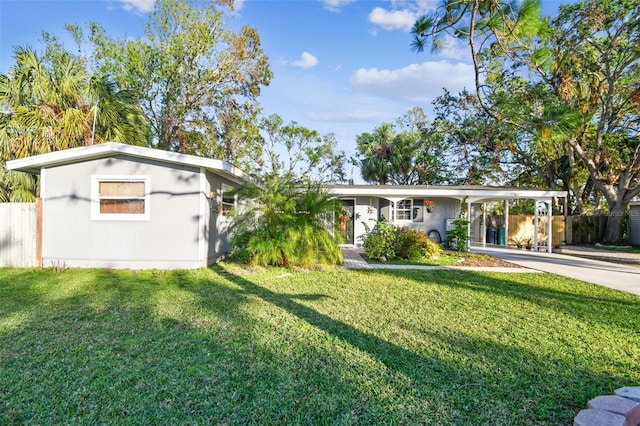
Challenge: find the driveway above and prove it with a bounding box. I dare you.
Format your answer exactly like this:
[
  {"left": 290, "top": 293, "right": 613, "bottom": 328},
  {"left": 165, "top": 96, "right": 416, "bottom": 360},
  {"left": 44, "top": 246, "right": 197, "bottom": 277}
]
[{"left": 472, "top": 245, "right": 640, "bottom": 296}]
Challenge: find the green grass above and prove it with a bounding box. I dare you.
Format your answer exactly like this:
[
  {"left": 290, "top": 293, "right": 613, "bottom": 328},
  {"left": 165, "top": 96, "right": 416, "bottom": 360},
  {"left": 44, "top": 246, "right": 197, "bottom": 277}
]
[{"left": 1, "top": 266, "right": 639, "bottom": 424}]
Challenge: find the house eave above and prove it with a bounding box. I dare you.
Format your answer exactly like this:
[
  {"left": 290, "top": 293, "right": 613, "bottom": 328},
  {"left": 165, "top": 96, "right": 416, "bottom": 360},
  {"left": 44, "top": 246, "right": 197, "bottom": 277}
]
[
  {"left": 326, "top": 185, "right": 567, "bottom": 201},
  {"left": 6, "top": 142, "right": 247, "bottom": 184}
]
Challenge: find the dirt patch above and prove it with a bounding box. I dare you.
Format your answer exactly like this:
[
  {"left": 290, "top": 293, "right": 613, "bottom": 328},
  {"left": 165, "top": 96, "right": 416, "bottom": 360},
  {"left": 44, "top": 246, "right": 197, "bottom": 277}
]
[{"left": 455, "top": 254, "right": 520, "bottom": 268}]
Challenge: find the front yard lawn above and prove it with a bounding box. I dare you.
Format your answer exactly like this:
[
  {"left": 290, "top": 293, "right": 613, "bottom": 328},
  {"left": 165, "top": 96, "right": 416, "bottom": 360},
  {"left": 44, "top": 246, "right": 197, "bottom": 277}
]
[{"left": 1, "top": 266, "right": 639, "bottom": 424}]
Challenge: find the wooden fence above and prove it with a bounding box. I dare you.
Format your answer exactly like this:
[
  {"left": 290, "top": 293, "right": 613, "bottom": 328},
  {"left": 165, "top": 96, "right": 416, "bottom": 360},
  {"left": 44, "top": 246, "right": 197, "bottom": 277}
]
[
  {"left": 0, "top": 200, "right": 41, "bottom": 267},
  {"left": 506, "top": 215, "right": 566, "bottom": 246},
  {"left": 486, "top": 214, "right": 621, "bottom": 246}
]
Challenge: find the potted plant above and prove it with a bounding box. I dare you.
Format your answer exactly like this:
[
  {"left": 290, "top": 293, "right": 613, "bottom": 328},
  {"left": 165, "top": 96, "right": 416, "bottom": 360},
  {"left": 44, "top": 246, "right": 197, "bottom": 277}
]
[
  {"left": 525, "top": 238, "right": 532, "bottom": 251},
  {"left": 424, "top": 200, "right": 436, "bottom": 213},
  {"left": 338, "top": 206, "right": 350, "bottom": 231},
  {"left": 512, "top": 235, "right": 525, "bottom": 249}
]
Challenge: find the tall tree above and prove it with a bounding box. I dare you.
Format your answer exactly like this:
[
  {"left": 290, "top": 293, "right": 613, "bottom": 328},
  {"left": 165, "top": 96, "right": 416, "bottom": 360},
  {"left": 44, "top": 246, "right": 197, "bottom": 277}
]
[
  {"left": 411, "top": 0, "right": 544, "bottom": 116},
  {"left": 431, "top": 90, "right": 515, "bottom": 185},
  {"left": 0, "top": 43, "right": 146, "bottom": 201},
  {"left": 258, "top": 113, "right": 346, "bottom": 183},
  {"left": 411, "top": 0, "right": 640, "bottom": 241},
  {"left": 355, "top": 108, "right": 450, "bottom": 185},
  {"left": 519, "top": 0, "right": 640, "bottom": 241},
  {"left": 0, "top": 46, "right": 146, "bottom": 159},
  {"left": 90, "top": 0, "right": 272, "bottom": 168}
]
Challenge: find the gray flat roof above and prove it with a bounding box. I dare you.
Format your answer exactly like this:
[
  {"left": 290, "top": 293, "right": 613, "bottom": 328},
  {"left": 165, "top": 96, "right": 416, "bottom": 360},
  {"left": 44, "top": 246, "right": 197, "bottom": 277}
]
[
  {"left": 326, "top": 184, "right": 567, "bottom": 202},
  {"left": 6, "top": 142, "right": 247, "bottom": 183}
]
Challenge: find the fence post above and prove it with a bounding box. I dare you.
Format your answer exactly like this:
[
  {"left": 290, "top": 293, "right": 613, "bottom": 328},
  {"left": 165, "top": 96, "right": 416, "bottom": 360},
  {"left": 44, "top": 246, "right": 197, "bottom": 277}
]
[
  {"left": 36, "top": 197, "right": 43, "bottom": 267},
  {"left": 565, "top": 216, "right": 573, "bottom": 245}
]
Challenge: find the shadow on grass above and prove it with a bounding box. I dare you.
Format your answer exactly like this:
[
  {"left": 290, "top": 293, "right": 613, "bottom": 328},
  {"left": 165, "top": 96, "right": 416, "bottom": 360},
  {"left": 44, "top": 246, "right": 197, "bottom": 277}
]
[
  {"left": 358, "top": 268, "right": 640, "bottom": 332},
  {"left": 1, "top": 266, "right": 638, "bottom": 424},
  {"left": 217, "top": 267, "right": 636, "bottom": 423}
]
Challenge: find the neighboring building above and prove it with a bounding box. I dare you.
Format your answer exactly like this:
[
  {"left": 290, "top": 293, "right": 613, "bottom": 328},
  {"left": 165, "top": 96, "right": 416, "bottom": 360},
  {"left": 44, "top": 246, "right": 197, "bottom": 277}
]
[
  {"left": 630, "top": 202, "right": 640, "bottom": 246},
  {"left": 7, "top": 142, "right": 245, "bottom": 269}
]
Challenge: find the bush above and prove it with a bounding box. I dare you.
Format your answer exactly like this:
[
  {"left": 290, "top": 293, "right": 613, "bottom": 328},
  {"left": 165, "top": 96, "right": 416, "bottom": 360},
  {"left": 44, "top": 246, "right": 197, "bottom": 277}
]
[
  {"left": 446, "top": 197, "right": 470, "bottom": 252},
  {"left": 363, "top": 218, "right": 396, "bottom": 260},
  {"left": 423, "top": 236, "right": 442, "bottom": 258},
  {"left": 363, "top": 220, "right": 441, "bottom": 261},
  {"left": 395, "top": 227, "right": 441, "bottom": 260},
  {"left": 363, "top": 233, "right": 388, "bottom": 259}
]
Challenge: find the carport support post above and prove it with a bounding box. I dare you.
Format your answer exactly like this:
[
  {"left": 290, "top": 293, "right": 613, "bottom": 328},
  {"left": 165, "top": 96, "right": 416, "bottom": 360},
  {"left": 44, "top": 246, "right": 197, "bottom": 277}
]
[
  {"left": 482, "top": 203, "right": 486, "bottom": 247},
  {"left": 547, "top": 199, "right": 553, "bottom": 253},
  {"left": 504, "top": 199, "right": 509, "bottom": 247},
  {"left": 466, "top": 199, "right": 471, "bottom": 252},
  {"left": 534, "top": 200, "right": 539, "bottom": 251}
]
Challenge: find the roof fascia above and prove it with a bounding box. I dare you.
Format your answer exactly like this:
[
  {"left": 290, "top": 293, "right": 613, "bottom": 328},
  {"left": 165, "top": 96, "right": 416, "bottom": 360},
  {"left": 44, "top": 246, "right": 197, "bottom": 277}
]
[
  {"left": 327, "top": 186, "right": 567, "bottom": 199},
  {"left": 6, "top": 142, "right": 247, "bottom": 184}
]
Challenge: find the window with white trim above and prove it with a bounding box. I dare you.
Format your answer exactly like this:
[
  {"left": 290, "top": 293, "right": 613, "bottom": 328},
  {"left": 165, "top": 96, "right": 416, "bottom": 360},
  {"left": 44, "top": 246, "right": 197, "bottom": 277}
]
[
  {"left": 91, "top": 176, "right": 150, "bottom": 221},
  {"left": 395, "top": 199, "right": 412, "bottom": 220},
  {"left": 220, "top": 184, "right": 237, "bottom": 216}
]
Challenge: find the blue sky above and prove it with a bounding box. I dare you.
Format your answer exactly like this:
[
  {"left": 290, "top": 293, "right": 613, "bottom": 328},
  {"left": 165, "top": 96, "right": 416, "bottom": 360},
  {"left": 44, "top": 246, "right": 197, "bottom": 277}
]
[{"left": 0, "top": 0, "right": 567, "bottom": 178}]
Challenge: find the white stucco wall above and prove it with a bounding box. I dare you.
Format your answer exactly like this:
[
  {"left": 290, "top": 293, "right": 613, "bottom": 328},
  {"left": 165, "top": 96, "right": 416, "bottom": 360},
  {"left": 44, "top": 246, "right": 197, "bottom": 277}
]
[
  {"left": 42, "top": 155, "right": 204, "bottom": 269},
  {"left": 351, "top": 197, "right": 461, "bottom": 245}
]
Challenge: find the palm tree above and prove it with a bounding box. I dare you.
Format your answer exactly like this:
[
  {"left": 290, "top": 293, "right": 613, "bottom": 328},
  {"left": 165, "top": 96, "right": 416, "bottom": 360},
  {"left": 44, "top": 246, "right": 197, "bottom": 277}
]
[
  {"left": 0, "top": 46, "right": 147, "bottom": 200},
  {"left": 0, "top": 163, "right": 37, "bottom": 202},
  {"left": 357, "top": 123, "right": 395, "bottom": 185},
  {"left": 229, "top": 173, "right": 344, "bottom": 268}
]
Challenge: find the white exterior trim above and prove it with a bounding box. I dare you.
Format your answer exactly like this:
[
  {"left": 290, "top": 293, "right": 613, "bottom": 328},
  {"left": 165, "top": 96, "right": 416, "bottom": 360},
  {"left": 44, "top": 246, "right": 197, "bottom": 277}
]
[
  {"left": 40, "top": 168, "right": 47, "bottom": 262},
  {"left": 7, "top": 142, "right": 246, "bottom": 184},
  {"left": 198, "top": 168, "right": 207, "bottom": 262},
  {"left": 90, "top": 175, "right": 151, "bottom": 221},
  {"left": 328, "top": 185, "right": 567, "bottom": 200}
]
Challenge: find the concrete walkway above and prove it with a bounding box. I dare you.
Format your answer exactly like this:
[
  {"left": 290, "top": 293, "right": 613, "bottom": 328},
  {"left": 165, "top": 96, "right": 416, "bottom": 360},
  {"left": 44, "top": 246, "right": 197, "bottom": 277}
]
[{"left": 472, "top": 245, "right": 640, "bottom": 296}]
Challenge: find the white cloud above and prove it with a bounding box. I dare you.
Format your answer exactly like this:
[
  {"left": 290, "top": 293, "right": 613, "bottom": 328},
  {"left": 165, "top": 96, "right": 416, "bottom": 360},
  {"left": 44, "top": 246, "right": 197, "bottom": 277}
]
[
  {"left": 321, "top": 0, "right": 356, "bottom": 12},
  {"left": 368, "top": 1, "right": 439, "bottom": 32},
  {"left": 439, "top": 36, "right": 470, "bottom": 60},
  {"left": 350, "top": 61, "right": 475, "bottom": 103},
  {"left": 115, "top": 0, "right": 155, "bottom": 14},
  {"left": 234, "top": 0, "right": 246, "bottom": 11},
  {"left": 368, "top": 7, "right": 417, "bottom": 31},
  {"left": 290, "top": 52, "right": 319, "bottom": 69},
  {"left": 387, "top": 0, "right": 439, "bottom": 13}
]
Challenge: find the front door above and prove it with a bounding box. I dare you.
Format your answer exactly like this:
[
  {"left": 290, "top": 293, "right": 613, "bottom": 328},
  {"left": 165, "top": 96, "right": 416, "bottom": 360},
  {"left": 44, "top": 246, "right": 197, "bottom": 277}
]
[{"left": 341, "top": 199, "right": 355, "bottom": 245}]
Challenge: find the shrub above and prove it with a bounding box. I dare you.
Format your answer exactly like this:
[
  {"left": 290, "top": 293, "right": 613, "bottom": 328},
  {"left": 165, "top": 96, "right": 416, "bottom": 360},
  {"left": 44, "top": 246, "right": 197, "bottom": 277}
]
[
  {"left": 395, "top": 227, "right": 441, "bottom": 260},
  {"left": 446, "top": 197, "right": 470, "bottom": 252},
  {"left": 423, "top": 237, "right": 442, "bottom": 258},
  {"left": 363, "top": 220, "right": 441, "bottom": 261},
  {"left": 362, "top": 218, "right": 396, "bottom": 259},
  {"left": 363, "top": 233, "right": 388, "bottom": 259}
]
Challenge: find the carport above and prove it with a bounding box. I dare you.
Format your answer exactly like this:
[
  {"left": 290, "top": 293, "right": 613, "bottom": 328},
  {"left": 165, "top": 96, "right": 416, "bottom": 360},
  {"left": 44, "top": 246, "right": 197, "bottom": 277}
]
[{"left": 327, "top": 185, "right": 568, "bottom": 253}]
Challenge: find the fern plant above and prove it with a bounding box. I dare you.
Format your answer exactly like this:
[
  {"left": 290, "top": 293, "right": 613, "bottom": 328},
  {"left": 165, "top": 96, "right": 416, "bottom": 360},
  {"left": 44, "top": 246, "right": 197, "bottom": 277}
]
[{"left": 229, "top": 173, "right": 344, "bottom": 268}]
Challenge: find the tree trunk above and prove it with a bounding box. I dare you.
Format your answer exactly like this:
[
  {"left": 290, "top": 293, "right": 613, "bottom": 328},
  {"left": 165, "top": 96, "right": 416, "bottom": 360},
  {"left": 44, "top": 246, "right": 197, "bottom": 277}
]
[{"left": 605, "top": 205, "right": 626, "bottom": 243}]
